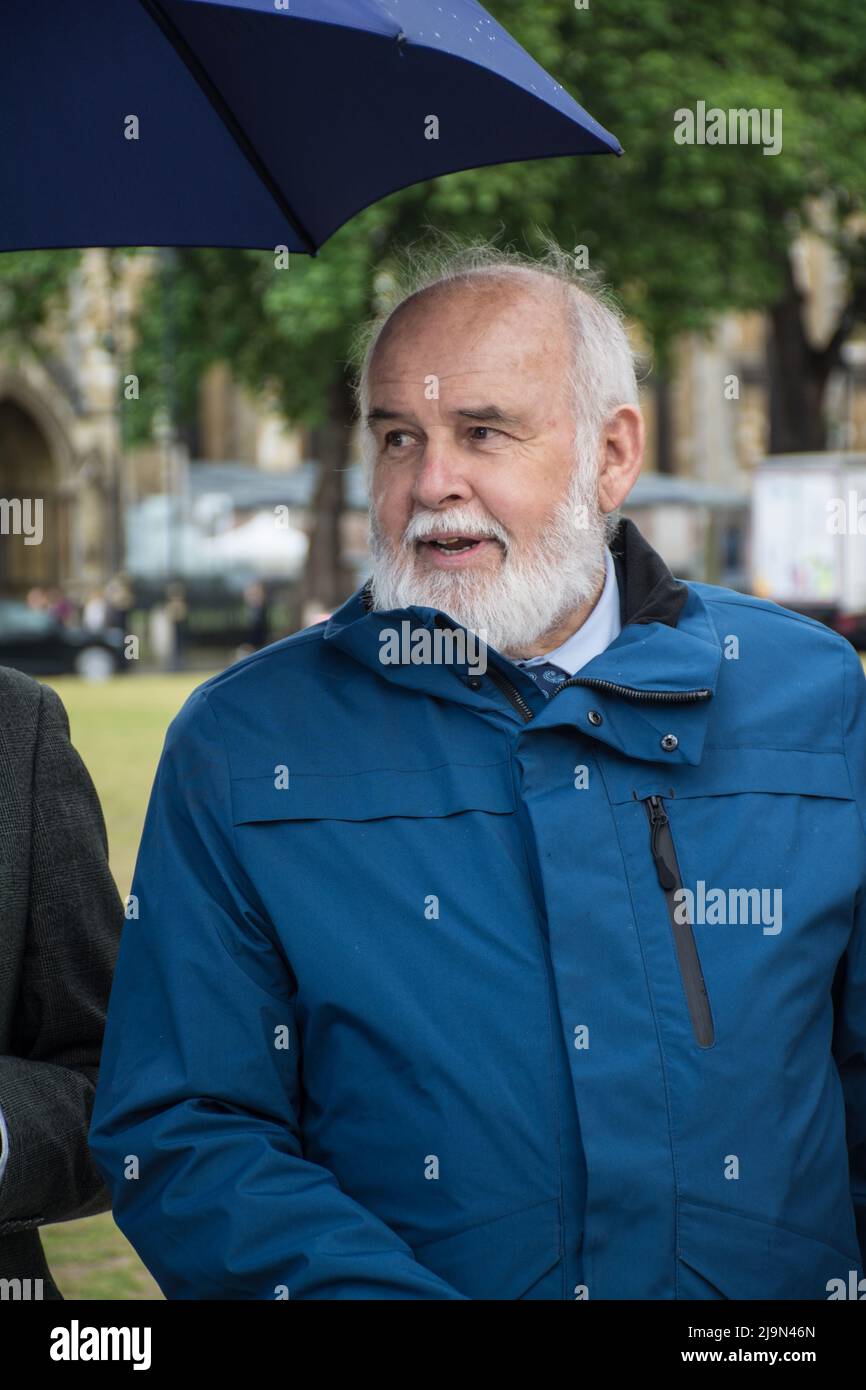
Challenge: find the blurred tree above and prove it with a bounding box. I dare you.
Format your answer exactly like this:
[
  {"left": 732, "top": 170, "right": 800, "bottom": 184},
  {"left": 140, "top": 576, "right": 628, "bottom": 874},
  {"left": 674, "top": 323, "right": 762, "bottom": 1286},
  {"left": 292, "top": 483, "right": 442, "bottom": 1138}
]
[
  {"left": 445, "top": 0, "right": 866, "bottom": 452},
  {"left": 0, "top": 249, "right": 80, "bottom": 361}
]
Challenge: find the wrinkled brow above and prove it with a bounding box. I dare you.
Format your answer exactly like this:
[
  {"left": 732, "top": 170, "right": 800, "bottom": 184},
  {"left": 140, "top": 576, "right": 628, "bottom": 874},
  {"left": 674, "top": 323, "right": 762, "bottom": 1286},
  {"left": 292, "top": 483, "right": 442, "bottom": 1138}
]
[{"left": 366, "top": 404, "right": 522, "bottom": 427}]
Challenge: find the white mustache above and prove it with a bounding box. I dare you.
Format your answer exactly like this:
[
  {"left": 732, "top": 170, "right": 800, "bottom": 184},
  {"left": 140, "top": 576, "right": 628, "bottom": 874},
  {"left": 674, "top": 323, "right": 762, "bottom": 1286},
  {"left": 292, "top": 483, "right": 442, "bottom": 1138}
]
[{"left": 403, "top": 511, "right": 509, "bottom": 549}]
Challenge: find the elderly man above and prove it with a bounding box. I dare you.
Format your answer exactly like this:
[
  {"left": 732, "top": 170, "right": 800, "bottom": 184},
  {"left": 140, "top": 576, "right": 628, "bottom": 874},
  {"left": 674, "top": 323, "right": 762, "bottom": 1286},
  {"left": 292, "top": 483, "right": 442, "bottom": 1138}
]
[{"left": 90, "top": 241, "right": 866, "bottom": 1301}]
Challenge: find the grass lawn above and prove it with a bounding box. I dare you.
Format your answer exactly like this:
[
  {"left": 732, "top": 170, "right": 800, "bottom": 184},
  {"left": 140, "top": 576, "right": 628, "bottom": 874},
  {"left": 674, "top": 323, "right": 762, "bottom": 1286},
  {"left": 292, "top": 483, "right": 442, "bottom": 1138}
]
[
  {"left": 38, "top": 671, "right": 215, "bottom": 1300},
  {"left": 47, "top": 671, "right": 211, "bottom": 896}
]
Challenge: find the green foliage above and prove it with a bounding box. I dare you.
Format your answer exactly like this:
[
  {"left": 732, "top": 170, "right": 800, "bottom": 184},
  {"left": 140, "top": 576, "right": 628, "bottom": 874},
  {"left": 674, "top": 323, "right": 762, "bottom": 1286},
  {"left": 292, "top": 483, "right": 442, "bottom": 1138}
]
[
  {"left": 0, "top": 249, "right": 80, "bottom": 360},
  {"left": 448, "top": 0, "right": 866, "bottom": 360},
  {"left": 158, "top": 0, "right": 866, "bottom": 430}
]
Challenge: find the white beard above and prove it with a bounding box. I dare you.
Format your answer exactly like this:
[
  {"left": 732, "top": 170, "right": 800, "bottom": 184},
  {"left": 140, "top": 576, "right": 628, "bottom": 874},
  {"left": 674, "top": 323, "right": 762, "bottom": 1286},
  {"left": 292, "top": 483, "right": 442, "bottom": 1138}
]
[{"left": 367, "top": 468, "right": 609, "bottom": 658}]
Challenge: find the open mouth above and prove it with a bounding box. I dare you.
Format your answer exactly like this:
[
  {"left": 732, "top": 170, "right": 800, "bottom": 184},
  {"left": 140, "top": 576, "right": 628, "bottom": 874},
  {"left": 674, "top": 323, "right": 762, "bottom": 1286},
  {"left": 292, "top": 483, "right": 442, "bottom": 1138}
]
[
  {"left": 419, "top": 534, "right": 499, "bottom": 556},
  {"left": 427, "top": 536, "right": 484, "bottom": 553}
]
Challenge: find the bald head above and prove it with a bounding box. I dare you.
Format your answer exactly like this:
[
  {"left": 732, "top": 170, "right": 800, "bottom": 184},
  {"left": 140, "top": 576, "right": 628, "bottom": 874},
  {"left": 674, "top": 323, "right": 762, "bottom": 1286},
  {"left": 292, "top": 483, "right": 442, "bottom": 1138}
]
[{"left": 370, "top": 270, "right": 574, "bottom": 418}]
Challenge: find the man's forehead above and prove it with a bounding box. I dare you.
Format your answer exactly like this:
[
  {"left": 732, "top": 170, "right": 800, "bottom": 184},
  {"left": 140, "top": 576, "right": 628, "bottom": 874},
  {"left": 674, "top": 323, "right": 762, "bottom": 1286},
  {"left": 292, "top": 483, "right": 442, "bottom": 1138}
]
[
  {"left": 366, "top": 371, "right": 542, "bottom": 424},
  {"left": 367, "top": 283, "right": 571, "bottom": 416},
  {"left": 368, "top": 347, "right": 555, "bottom": 402},
  {"left": 367, "top": 399, "right": 526, "bottom": 428},
  {"left": 371, "top": 282, "right": 565, "bottom": 368},
  {"left": 370, "top": 363, "right": 521, "bottom": 391},
  {"left": 367, "top": 353, "right": 567, "bottom": 425}
]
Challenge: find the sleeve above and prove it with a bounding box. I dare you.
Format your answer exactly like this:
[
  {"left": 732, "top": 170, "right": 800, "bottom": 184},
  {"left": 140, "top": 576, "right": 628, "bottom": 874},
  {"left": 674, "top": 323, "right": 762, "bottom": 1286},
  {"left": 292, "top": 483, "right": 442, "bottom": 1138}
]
[
  {"left": 836, "top": 642, "right": 866, "bottom": 1266},
  {"left": 87, "top": 688, "right": 468, "bottom": 1300},
  {"left": 0, "top": 682, "right": 123, "bottom": 1231},
  {"left": 0, "top": 1102, "right": 8, "bottom": 1191}
]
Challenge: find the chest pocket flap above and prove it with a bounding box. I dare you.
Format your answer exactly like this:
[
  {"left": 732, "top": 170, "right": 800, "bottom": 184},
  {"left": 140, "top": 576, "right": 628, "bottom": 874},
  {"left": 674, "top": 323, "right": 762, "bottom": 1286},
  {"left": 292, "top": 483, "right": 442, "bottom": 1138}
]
[
  {"left": 231, "top": 760, "right": 516, "bottom": 823},
  {"left": 600, "top": 747, "right": 855, "bottom": 805}
]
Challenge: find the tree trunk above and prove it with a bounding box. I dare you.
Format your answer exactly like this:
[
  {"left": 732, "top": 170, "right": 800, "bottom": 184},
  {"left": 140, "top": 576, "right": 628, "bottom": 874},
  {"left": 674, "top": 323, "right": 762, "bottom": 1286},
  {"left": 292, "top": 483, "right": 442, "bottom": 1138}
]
[
  {"left": 300, "top": 374, "right": 357, "bottom": 616},
  {"left": 767, "top": 305, "right": 824, "bottom": 454},
  {"left": 766, "top": 253, "right": 843, "bottom": 455}
]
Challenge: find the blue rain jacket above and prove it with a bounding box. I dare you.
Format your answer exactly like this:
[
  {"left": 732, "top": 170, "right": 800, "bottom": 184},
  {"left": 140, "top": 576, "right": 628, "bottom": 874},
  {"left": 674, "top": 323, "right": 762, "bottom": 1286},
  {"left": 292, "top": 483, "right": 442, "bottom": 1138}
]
[{"left": 89, "top": 520, "right": 866, "bottom": 1300}]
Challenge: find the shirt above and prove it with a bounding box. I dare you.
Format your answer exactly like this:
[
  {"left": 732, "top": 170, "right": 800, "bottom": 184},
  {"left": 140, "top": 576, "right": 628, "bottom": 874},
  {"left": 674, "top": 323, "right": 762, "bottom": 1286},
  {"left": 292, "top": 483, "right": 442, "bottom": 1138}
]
[{"left": 513, "top": 544, "right": 621, "bottom": 677}]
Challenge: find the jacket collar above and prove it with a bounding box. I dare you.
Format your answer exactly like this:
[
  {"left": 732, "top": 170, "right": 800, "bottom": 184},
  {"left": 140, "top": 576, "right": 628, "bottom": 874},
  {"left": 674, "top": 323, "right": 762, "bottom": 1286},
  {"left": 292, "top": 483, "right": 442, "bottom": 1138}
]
[
  {"left": 325, "top": 517, "right": 722, "bottom": 765},
  {"left": 609, "top": 516, "right": 689, "bottom": 628}
]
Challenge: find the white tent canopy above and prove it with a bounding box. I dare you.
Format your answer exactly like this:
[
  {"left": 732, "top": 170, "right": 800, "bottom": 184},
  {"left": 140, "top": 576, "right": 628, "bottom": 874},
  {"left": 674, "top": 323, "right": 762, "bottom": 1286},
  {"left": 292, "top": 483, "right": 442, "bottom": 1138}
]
[
  {"left": 125, "top": 496, "right": 308, "bottom": 581},
  {"left": 204, "top": 509, "right": 308, "bottom": 576}
]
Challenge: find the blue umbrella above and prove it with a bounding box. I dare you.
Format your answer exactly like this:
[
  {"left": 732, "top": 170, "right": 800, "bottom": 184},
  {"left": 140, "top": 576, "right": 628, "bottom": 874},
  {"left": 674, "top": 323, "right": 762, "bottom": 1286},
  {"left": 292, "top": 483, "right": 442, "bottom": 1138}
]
[{"left": 2, "top": 0, "right": 621, "bottom": 255}]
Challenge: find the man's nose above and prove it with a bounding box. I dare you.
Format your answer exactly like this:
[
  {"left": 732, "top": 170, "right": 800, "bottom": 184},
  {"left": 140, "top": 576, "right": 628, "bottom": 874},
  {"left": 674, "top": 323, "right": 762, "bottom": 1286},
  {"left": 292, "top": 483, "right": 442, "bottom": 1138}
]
[{"left": 411, "top": 439, "right": 473, "bottom": 509}]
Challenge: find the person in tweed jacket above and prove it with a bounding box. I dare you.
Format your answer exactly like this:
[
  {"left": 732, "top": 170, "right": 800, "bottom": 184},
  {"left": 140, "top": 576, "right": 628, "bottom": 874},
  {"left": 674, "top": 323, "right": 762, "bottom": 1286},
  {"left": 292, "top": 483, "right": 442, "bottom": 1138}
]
[{"left": 0, "top": 666, "right": 123, "bottom": 1300}]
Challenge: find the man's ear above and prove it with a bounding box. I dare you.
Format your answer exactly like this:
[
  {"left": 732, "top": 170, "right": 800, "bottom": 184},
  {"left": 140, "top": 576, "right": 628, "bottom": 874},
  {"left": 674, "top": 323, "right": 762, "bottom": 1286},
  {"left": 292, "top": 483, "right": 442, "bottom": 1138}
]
[{"left": 597, "top": 405, "right": 644, "bottom": 514}]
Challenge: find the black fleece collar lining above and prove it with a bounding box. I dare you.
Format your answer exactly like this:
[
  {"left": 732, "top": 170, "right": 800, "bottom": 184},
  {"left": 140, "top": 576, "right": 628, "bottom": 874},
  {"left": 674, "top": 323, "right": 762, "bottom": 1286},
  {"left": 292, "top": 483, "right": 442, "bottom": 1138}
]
[
  {"left": 360, "top": 515, "right": 689, "bottom": 630},
  {"left": 608, "top": 516, "right": 689, "bottom": 628}
]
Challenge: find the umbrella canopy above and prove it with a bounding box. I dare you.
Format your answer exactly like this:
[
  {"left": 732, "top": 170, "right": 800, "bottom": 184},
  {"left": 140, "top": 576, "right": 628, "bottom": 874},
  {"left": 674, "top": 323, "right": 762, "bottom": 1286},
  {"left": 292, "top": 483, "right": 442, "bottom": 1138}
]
[{"left": 2, "top": 0, "right": 621, "bottom": 255}]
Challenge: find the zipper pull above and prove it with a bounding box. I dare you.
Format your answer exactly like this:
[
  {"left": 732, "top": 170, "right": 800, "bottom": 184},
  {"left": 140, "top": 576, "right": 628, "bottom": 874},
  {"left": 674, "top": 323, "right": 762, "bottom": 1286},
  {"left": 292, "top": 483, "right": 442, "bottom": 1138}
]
[{"left": 647, "top": 795, "right": 677, "bottom": 891}]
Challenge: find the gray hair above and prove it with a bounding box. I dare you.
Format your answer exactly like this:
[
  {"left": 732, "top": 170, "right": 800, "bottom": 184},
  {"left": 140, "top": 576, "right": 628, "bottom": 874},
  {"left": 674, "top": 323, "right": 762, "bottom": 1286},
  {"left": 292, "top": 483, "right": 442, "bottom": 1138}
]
[{"left": 348, "top": 232, "right": 639, "bottom": 538}]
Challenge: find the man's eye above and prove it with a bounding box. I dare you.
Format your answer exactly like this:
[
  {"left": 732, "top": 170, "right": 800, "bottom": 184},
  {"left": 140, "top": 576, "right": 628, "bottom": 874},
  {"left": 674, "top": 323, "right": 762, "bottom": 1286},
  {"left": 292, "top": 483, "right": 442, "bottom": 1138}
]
[
  {"left": 469, "top": 426, "right": 503, "bottom": 441},
  {"left": 384, "top": 431, "right": 412, "bottom": 448}
]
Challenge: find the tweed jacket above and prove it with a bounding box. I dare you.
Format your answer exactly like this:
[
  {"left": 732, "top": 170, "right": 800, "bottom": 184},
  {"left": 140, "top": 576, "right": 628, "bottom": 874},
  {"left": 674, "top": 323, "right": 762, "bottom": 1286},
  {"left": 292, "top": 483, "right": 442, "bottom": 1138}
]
[{"left": 0, "top": 667, "right": 123, "bottom": 1300}]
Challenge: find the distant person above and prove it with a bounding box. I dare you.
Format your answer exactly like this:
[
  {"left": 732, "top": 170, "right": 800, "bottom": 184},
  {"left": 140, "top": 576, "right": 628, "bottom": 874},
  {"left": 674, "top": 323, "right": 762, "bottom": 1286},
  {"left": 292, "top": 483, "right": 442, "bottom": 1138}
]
[
  {"left": 0, "top": 667, "right": 123, "bottom": 1299},
  {"left": 82, "top": 589, "right": 108, "bottom": 633},
  {"left": 104, "top": 573, "right": 134, "bottom": 633},
  {"left": 236, "top": 582, "right": 270, "bottom": 658},
  {"left": 148, "top": 602, "right": 173, "bottom": 671},
  {"left": 25, "top": 586, "right": 49, "bottom": 612},
  {"left": 164, "top": 582, "right": 189, "bottom": 672},
  {"left": 46, "top": 587, "right": 74, "bottom": 626},
  {"left": 150, "top": 583, "right": 189, "bottom": 672}
]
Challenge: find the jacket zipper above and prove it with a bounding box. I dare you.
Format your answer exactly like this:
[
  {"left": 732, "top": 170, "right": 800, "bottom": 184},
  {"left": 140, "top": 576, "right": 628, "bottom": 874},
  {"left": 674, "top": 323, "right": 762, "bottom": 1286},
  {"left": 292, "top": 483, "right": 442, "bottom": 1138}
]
[
  {"left": 554, "top": 677, "right": 712, "bottom": 705},
  {"left": 485, "top": 666, "right": 712, "bottom": 724},
  {"left": 485, "top": 663, "right": 536, "bottom": 722},
  {"left": 644, "top": 795, "right": 715, "bottom": 1048}
]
